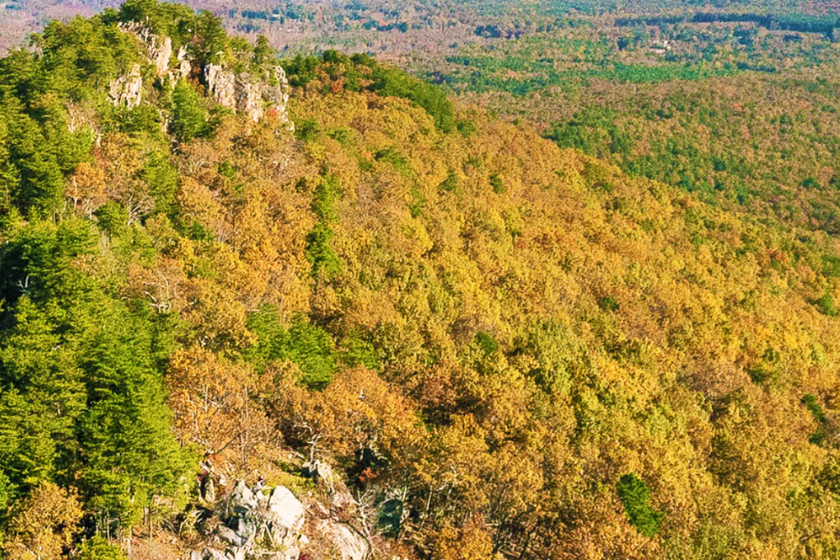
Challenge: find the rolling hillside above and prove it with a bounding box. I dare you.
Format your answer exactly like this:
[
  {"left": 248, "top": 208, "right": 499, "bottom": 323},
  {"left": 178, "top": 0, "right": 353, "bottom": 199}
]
[{"left": 2, "top": 2, "right": 840, "bottom": 559}]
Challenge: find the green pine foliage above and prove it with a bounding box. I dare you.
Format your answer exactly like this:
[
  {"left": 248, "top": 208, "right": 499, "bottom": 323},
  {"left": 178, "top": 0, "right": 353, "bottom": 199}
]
[
  {"left": 489, "top": 172, "right": 504, "bottom": 193},
  {"left": 803, "top": 394, "right": 826, "bottom": 423},
  {"left": 475, "top": 332, "right": 499, "bottom": 355},
  {"left": 170, "top": 80, "right": 207, "bottom": 142},
  {"left": 369, "top": 65, "right": 455, "bottom": 133},
  {"left": 305, "top": 174, "right": 343, "bottom": 279},
  {"left": 339, "top": 331, "right": 381, "bottom": 370},
  {"left": 617, "top": 473, "right": 664, "bottom": 537},
  {"left": 598, "top": 295, "right": 620, "bottom": 312},
  {"left": 110, "top": 0, "right": 197, "bottom": 47},
  {"left": 78, "top": 537, "right": 128, "bottom": 560},
  {"left": 546, "top": 107, "right": 633, "bottom": 161},
  {"left": 253, "top": 35, "right": 273, "bottom": 68},
  {"left": 438, "top": 168, "right": 459, "bottom": 193},
  {"left": 193, "top": 12, "right": 229, "bottom": 67},
  {"left": 246, "top": 306, "right": 336, "bottom": 389},
  {"left": 0, "top": 219, "right": 191, "bottom": 525},
  {"left": 0, "top": 470, "right": 11, "bottom": 517},
  {"left": 803, "top": 394, "right": 829, "bottom": 445},
  {"left": 140, "top": 151, "right": 179, "bottom": 215}
]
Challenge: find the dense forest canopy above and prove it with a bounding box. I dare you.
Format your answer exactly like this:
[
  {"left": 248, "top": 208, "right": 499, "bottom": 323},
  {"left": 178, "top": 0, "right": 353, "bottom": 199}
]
[{"left": 3, "top": 1, "right": 840, "bottom": 560}]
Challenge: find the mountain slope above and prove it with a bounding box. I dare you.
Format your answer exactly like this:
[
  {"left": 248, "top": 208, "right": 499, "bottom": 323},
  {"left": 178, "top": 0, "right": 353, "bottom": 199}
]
[{"left": 2, "top": 2, "right": 840, "bottom": 559}]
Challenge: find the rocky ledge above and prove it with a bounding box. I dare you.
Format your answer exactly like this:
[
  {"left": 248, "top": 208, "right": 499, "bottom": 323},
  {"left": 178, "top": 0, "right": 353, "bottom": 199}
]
[
  {"left": 190, "top": 480, "right": 369, "bottom": 560},
  {"left": 109, "top": 23, "right": 292, "bottom": 127}
]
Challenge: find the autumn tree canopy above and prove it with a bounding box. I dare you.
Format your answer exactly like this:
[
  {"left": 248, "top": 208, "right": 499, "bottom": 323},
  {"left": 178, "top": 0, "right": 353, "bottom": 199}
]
[{"left": 2, "top": 2, "right": 840, "bottom": 559}]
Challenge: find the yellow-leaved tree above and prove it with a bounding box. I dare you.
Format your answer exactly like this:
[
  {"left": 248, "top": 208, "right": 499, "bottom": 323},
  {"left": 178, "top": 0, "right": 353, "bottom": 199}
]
[{"left": 2, "top": 482, "right": 83, "bottom": 560}]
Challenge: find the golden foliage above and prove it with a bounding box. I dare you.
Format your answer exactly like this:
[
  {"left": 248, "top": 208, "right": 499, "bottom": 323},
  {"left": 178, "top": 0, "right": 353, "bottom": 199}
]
[
  {"left": 167, "top": 346, "right": 275, "bottom": 464},
  {"left": 2, "top": 482, "right": 83, "bottom": 560},
  {"left": 85, "top": 78, "right": 840, "bottom": 558}
]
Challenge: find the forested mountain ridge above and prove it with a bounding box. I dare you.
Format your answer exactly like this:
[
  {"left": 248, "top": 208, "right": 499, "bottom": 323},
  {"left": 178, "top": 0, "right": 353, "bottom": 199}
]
[
  {"left": 3, "top": 2, "right": 840, "bottom": 559},
  {"left": 5, "top": 0, "right": 840, "bottom": 238}
]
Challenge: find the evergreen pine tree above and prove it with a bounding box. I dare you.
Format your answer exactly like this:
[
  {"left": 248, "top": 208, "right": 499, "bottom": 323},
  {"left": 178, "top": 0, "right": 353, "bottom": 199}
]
[{"left": 170, "top": 80, "right": 206, "bottom": 142}]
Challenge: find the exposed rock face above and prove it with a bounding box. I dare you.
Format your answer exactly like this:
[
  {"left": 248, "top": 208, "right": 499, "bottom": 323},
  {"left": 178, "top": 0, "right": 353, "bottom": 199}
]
[
  {"left": 119, "top": 22, "right": 172, "bottom": 76},
  {"left": 110, "top": 23, "right": 175, "bottom": 109},
  {"left": 266, "top": 66, "right": 292, "bottom": 126},
  {"left": 205, "top": 64, "right": 236, "bottom": 109},
  {"left": 305, "top": 459, "right": 354, "bottom": 509},
  {"left": 265, "top": 486, "right": 305, "bottom": 536},
  {"left": 113, "top": 21, "right": 292, "bottom": 126},
  {"left": 320, "top": 521, "right": 370, "bottom": 560},
  {"left": 109, "top": 64, "right": 143, "bottom": 108},
  {"left": 227, "top": 480, "right": 258, "bottom": 513},
  {"left": 175, "top": 46, "right": 192, "bottom": 81},
  {"left": 205, "top": 65, "right": 293, "bottom": 126},
  {"left": 152, "top": 36, "right": 173, "bottom": 76},
  {"left": 303, "top": 460, "right": 336, "bottom": 493},
  {"left": 143, "top": 34, "right": 172, "bottom": 76},
  {"left": 237, "top": 79, "right": 265, "bottom": 123},
  {"left": 191, "top": 481, "right": 306, "bottom": 560}
]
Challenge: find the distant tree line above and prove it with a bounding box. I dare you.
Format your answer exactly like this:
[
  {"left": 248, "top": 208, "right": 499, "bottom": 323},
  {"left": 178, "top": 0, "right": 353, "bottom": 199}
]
[{"left": 616, "top": 12, "right": 840, "bottom": 38}]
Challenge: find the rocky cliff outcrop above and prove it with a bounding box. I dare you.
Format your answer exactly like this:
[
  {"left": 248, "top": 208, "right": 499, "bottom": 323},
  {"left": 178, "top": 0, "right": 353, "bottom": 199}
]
[
  {"left": 118, "top": 21, "right": 172, "bottom": 76},
  {"left": 109, "top": 63, "right": 143, "bottom": 108},
  {"left": 110, "top": 23, "right": 291, "bottom": 128},
  {"left": 205, "top": 64, "right": 292, "bottom": 125},
  {"left": 189, "top": 477, "right": 370, "bottom": 560},
  {"left": 175, "top": 46, "right": 192, "bottom": 82},
  {"left": 304, "top": 460, "right": 354, "bottom": 510},
  {"left": 204, "top": 63, "right": 236, "bottom": 108},
  {"left": 191, "top": 481, "right": 307, "bottom": 560}
]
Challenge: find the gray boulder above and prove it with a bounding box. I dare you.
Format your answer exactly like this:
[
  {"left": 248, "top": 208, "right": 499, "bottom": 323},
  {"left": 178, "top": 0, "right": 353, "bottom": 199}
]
[
  {"left": 228, "top": 480, "right": 258, "bottom": 514},
  {"left": 265, "top": 486, "right": 305, "bottom": 544},
  {"left": 216, "top": 524, "right": 245, "bottom": 547},
  {"left": 190, "top": 481, "right": 306, "bottom": 560},
  {"left": 324, "top": 522, "right": 369, "bottom": 560}
]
